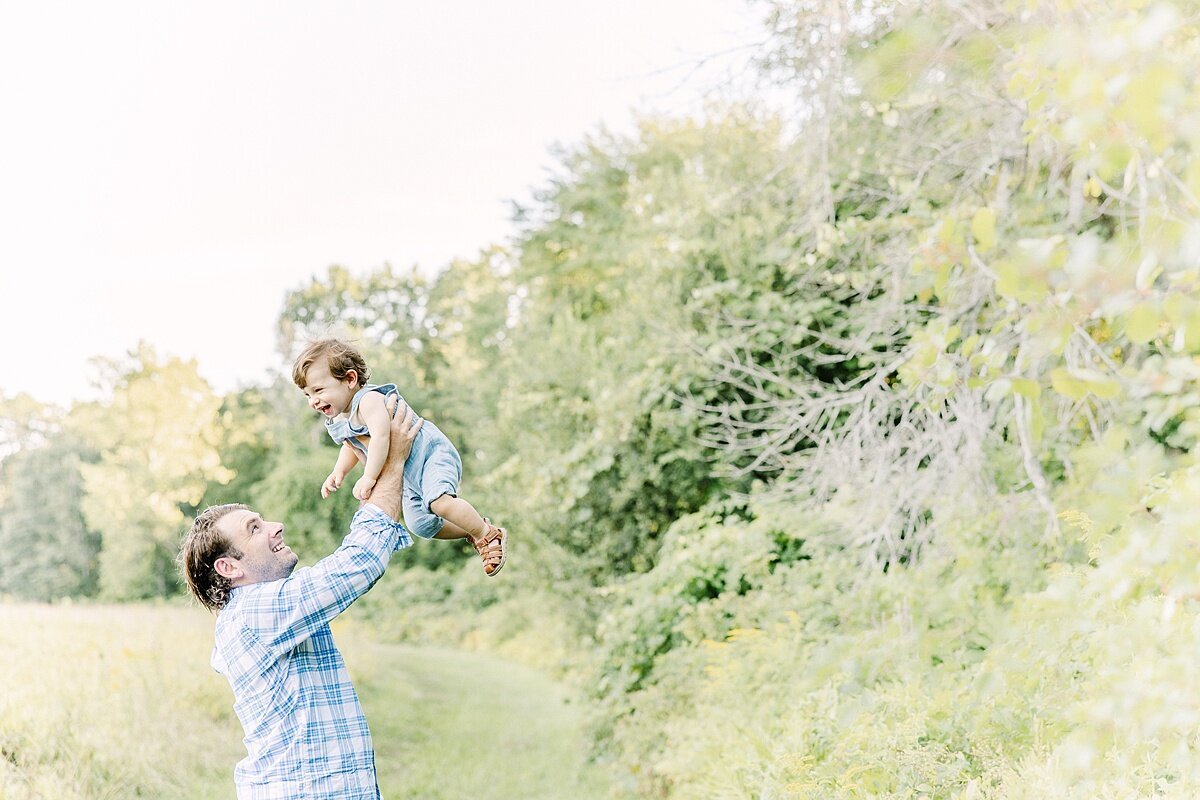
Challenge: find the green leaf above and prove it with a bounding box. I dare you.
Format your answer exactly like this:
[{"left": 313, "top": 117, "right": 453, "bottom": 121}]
[
  {"left": 1088, "top": 377, "right": 1122, "bottom": 399},
  {"left": 971, "top": 208, "right": 997, "bottom": 253},
  {"left": 1164, "top": 293, "right": 1196, "bottom": 325},
  {"left": 994, "top": 260, "right": 1019, "bottom": 299},
  {"left": 934, "top": 264, "right": 952, "bottom": 298},
  {"left": 1050, "top": 368, "right": 1121, "bottom": 400},
  {"left": 1123, "top": 303, "right": 1159, "bottom": 344},
  {"left": 1028, "top": 400, "right": 1044, "bottom": 444},
  {"left": 1050, "top": 369, "right": 1089, "bottom": 401},
  {"left": 1011, "top": 378, "right": 1041, "bottom": 399},
  {"left": 938, "top": 217, "right": 959, "bottom": 247},
  {"left": 1185, "top": 310, "right": 1200, "bottom": 352}
]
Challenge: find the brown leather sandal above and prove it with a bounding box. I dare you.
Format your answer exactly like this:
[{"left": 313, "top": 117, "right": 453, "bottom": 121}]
[{"left": 472, "top": 520, "right": 508, "bottom": 577}]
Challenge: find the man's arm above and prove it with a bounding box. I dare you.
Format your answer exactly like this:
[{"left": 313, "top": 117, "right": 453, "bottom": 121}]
[{"left": 243, "top": 401, "right": 421, "bottom": 656}]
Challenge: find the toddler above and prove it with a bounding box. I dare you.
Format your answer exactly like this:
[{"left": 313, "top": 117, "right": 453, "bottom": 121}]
[{"left": 292, "top": 338, "right": 507, "bottom": 576}]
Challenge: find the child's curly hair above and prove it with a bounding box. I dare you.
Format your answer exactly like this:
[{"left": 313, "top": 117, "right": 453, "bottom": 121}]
[{"left": 292, "top": 338, "right": 371, "bottom": 390}]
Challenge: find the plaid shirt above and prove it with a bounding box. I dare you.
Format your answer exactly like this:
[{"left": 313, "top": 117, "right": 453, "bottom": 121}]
[{"left": 212, "top": 504, "right": 411, "bottom": 800}]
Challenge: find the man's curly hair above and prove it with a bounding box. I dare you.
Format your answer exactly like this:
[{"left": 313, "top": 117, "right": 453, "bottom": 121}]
[{"left": 178, "top": 504, "right": 247, "bottom": 612}]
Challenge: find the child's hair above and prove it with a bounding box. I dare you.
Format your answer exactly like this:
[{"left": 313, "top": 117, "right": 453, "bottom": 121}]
[{"left": 292, "top": 338, "right": 371, "bottom": 390}]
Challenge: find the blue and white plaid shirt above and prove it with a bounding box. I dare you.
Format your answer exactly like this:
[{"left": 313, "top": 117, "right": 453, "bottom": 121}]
[{"left": 212, "top": 504, "right": 411, "bottom": 800}]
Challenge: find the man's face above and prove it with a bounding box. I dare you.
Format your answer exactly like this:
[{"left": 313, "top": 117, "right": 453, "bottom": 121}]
[{"left": 215, "top": 508, "right": 298, "bottom": 586}]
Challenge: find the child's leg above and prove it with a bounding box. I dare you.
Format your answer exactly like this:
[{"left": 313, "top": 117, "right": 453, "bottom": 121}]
[
  {"left": 432, "top": 518, "right": 473, "bottom": 540},
  {"left": 402, "top": 490, "right": 446, "bottom": 541},
  {"left": 417, "top": 434, "right": 506, "bottom": 574},
  {"left": 418, "top": 436, "right": 488, "bottom": 541},
  {"left": 431, "top": 493, "right": 507, "bottom": 577},
  {"left": 430, "top": 494, "right": 487, "bottom": 542}
]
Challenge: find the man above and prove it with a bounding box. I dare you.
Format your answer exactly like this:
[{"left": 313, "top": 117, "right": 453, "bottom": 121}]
[{"left": 179, "top": 399, "right": 421, "bottom": 799}]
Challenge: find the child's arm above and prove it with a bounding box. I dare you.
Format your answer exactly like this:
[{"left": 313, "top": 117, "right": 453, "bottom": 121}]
[
  {"left": 322, "top": 442, "right": 360, "bottom": 499},
  {"left": 352, "top": 392, "right": 394, "bottom": 501}
]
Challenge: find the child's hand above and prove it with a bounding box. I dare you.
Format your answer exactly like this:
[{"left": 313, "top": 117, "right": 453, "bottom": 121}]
[
  {"left": 353, "top": 476, "right": 377, "bottom": 501},
  {"left": 321, "top": 472, "right": 344, "bottom": 499}
]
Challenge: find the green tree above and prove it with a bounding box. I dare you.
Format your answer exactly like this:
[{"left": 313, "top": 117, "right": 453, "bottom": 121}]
[
  {"left": 419, "top": 247, "right": 515, "bottom": 457},
  {"left": 72, "top": 344, "right": 232, "bottom": 600},
  {"left": 584, "top": 0, "right": 1200, "bottom": 794},
  {"left": 0, "top": 391, "right": 59, "bottom": 458},
  {"left": 274, "top": 264, "right": 483, "bottom": 569},
  {"left": 195, "top": 386, "right": 274, "bottom": 509},
  {"left": 486, "top": 111, "right": 884, "bottom": 577},
  {"left": 0, "top": 432, "right": 100, "bottom": 600},
  {"left": 243, "top": 383, "right": 365, "bottom": 562},
  {"left": 278, "top": 263, "right": 441, "bottom": 413}
]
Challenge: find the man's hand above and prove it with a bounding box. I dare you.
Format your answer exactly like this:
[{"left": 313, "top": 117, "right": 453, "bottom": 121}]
[{"left": 364, "top": 398, "right": 422, "bottom": 522}]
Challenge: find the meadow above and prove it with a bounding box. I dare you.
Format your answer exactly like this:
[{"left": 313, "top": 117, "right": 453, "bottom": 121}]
[
  {"left": 4, "top": 1, "right": 1200, "bottom": 795},
  {"left": 0, "top": 603, "right": 613, "bottom": 800}
]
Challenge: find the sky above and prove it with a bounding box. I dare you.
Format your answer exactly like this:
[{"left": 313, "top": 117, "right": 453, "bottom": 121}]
[{"left": 0, "top": 1, "right": 768, "bottom": 406}]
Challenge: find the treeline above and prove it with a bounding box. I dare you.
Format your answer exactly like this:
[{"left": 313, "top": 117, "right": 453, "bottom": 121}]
[{"left": 4, "top": 0, "right": 1200, "bottom": 795}]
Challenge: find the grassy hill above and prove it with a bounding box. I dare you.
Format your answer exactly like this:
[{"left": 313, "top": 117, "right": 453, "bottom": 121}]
[{"left": 0, "top": 603, "right": 614, "bottom": 799}]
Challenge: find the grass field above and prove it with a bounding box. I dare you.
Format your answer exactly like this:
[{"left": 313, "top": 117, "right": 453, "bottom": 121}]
[{"left": 0, "top": 603, "right": 615, "bottom": 799}]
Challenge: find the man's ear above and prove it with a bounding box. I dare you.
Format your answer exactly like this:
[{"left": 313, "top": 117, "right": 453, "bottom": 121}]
[{"left": 214, "top": 555, "right": 243, "bottom": 582}]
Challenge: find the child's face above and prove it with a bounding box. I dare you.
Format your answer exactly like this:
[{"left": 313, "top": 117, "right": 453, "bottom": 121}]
[{"left": 301, "top": 359, "right": 359, "bottom": 418}]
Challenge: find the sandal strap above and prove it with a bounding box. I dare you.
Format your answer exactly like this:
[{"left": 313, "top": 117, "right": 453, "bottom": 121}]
[
  {"left": 473, "top": 536, "right": 502, "bottom": 559},
  {"left": 472, "top": 520, "right": 508, "bottom": 575}
]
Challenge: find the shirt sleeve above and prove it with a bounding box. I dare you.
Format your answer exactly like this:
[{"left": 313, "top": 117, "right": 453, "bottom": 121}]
[{"left": 239, "top": 504, "right": 411, "bottom": 657}]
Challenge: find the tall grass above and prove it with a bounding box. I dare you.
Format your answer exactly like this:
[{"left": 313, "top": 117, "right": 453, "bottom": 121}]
[
  {"left": 0, "top": 603, "right": 241, "bottom": 799},
  {"left": 0, "top": 603, "right": 614, "bottom": 799}
]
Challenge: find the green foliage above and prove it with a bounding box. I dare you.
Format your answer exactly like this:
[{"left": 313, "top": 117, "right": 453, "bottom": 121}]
[
  {"left": 574, "top": 0, "right": 1200, "bottom": 795},
  {"left": 195, "top": 387, "right": 274, "bottom": 510},
  {"left": 0, "top": 604, "right": 245, "bottom": 798},
  {"left": 0, "top": 605, "right": 611, "bottom": 799},
  {"left": 244, "top": 411, "right": 363, "bottom": 562},
  {"left": 590, "top": 498, "right": 807, "bottom": 721},
  {"left": 0, "top": 433, "right": 100, "bottom": 600},
  {"left": 279, "top": 263, "right": 433, "bottom": 361},
  {"left": 70, "top": 344, "right": 232, "bottom": 600},
  {"left": 0, "top": 392, "right": 57, "bottom": 457},
  {"left": 7, "top": 1, "right": 1200, "bottom": 796},
  {"left": 490, "top": 111, "right": 889, "bottom": 577},
  {"left": 278, "top": 263, "right": 446, "bottom": 425},
  {"left": 419, "top": 248, "right": 515, "bottom": 457}
]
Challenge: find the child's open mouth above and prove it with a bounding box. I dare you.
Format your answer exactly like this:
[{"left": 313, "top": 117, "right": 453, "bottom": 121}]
[{"left": 318, "top": 403, "right": 333, "bottom": 415}]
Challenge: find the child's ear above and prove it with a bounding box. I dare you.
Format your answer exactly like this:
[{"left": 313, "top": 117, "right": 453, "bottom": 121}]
[{"left": 344, "top": 369, "right": 358, "bottom": 386}]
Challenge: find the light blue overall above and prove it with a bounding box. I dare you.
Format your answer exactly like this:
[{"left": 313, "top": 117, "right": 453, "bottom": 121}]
[{"left": 325, "top": 383, "right": 462, "bottom": 539}]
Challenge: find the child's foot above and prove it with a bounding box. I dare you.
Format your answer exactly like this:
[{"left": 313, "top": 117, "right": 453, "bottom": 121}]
[{"left": 471, "top": 520, "right": 507, "bottom": 577}]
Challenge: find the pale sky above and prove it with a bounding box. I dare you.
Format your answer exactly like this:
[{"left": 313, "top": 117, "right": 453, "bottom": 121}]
[{"left": 0, "top": 1, "right": 766, "bottom": 406}]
